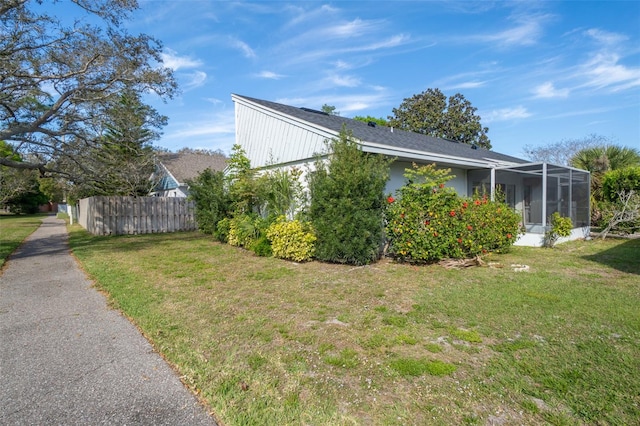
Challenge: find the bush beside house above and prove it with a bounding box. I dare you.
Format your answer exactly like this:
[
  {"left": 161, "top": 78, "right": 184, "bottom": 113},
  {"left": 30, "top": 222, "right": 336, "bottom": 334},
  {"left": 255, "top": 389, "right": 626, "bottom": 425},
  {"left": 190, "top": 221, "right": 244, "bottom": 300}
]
[
  {"left": 189, "top": 130, "right": 522, "bottom": 265},
  {"left": 386, "top": 164, "right": 522, "bottom": 262},
  {"left": 308, "top": 129, "right": 391, "bottom": 265}
]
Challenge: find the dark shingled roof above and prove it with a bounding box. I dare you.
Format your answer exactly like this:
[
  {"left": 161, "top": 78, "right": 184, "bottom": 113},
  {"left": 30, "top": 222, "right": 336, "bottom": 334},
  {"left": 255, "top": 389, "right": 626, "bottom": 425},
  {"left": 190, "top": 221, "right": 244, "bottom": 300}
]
[
  {"left": 235, "top": 95, "right": 527, "bottom": 166},
  {"left": 159, "top": 151, "right": 227, "bottom": 184}
]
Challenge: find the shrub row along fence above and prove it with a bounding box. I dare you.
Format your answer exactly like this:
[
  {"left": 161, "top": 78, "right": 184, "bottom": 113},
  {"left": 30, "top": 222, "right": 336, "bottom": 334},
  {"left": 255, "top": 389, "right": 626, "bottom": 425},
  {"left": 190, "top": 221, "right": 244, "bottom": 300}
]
[{"left": 78, "top": 196, "right": 196, "bottom": 235}]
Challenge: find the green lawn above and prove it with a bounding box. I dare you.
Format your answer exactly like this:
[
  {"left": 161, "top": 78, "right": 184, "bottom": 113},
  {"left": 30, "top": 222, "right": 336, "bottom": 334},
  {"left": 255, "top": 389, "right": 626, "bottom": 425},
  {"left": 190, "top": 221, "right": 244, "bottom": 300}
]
[
  {"left": 0, "top": 214, "right": 45, "bottom": 267},
  {"left": 66, "top": 226, "right": 640, "bottom": 425}
]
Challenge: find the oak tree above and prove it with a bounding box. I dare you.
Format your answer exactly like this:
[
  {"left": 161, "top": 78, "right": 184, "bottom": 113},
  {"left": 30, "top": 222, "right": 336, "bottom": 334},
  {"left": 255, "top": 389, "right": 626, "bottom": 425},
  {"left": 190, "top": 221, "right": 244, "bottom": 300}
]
[
  {"left": 388, "top": 88, "right": 491, "bottom": 149},
  {"left": 0, "top": 0, "right": 176, "bottom": 181}
]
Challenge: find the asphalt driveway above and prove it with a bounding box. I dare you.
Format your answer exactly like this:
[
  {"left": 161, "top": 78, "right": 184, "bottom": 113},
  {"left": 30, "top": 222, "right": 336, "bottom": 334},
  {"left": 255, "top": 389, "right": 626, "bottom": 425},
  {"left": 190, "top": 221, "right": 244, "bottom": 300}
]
[{"left": 0, "top": 216, "right": 217, "bottom": 425}]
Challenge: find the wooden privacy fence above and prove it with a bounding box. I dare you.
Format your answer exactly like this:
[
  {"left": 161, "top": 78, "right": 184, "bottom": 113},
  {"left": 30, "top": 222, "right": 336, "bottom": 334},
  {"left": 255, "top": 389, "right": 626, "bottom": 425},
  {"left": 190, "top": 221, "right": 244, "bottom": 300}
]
[{"left": 78, "top": 196, "right": 196, "bottom": 235}]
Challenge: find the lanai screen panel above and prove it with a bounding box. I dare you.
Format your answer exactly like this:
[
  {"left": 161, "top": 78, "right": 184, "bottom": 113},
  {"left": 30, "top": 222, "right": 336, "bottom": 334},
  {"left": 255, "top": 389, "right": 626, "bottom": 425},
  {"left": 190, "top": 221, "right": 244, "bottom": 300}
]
[
  {"left": 571, "top": 169, "right": 590, "bottom": 227},
  {"left": 494, "top": 163, "right": 589, "bottom": 230}
]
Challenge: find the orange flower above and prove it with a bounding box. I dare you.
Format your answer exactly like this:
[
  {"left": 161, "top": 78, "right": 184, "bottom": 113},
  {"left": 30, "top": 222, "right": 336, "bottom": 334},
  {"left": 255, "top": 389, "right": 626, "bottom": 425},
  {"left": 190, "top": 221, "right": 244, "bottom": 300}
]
[
  {"left": 387, "top": 196, "right": 395, "bottom": 203},
  {"left": 449, "top": 210, "right": 456, "bottom": 217}
]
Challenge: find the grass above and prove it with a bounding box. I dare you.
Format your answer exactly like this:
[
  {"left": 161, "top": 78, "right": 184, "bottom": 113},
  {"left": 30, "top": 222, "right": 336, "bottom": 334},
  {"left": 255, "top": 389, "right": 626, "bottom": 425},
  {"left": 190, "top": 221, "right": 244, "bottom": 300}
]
[
  {"left": 0, "top": 214, "right": 45, "bottom": 267},
  {"left": 63, "top": 226, "right": 640, "bottom": 425}
]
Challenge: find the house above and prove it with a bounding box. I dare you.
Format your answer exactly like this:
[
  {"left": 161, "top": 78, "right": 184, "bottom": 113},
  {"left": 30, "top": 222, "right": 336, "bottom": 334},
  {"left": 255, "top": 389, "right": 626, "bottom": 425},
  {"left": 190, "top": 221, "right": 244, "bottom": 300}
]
[
  {"left": 152, "top": 150, "right": 227, "bottom": 197},
  {"left": 232, "top": 94, "right": 590, "bottom": 246}
]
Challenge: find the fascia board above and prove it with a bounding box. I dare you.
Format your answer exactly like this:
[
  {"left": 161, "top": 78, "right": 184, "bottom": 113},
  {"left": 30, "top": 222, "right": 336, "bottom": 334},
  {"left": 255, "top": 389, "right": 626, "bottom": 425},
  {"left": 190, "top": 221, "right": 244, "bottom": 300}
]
[{"left": 360, "top": 142, "right": 519, "bottom": 169}]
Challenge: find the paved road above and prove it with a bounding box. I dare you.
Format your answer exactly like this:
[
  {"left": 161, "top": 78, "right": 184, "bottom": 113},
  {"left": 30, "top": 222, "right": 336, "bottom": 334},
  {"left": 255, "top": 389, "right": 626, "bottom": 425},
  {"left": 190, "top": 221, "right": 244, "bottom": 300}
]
[{"left": 0, "top": 216, "right": 217, "bottom": 425}]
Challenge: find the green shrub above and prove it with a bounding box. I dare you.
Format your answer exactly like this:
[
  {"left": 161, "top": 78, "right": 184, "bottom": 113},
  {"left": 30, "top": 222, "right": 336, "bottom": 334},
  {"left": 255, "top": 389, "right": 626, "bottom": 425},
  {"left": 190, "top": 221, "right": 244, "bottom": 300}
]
[
  {"left": 250, "top": 235, "right": 273, "bottom": 257},
  {"left": 601, "top": 167, "right": 640, "bottom": 234},
  {"left": 228, "top": 214, "right": 259, "bottom": 248},
  {"left": 259, "top": 167, "right": 305, "bottom": 219},
  {"left": 544, "top": 212, "right": 573, "bottom": 248},
  {"left": 602, "top": 167, "right": 640, "bottom": 201},
  {"left": 216, "top": 217, "right": 230, "bottom": 243},
  {"left": 386, "top": 164, "right": 521, "bottom": 263},
  {"left": 307, "top": 127, "right": 390, "bottom": 265},
  {"left": 187, "top": 169, "right": 229, "bottom": 239},
  {"left": 266, "top": 217, "right": 316, "bottom": 262},
  {"left": 226, "top": 144, "right": 259, "bottom": 216}
]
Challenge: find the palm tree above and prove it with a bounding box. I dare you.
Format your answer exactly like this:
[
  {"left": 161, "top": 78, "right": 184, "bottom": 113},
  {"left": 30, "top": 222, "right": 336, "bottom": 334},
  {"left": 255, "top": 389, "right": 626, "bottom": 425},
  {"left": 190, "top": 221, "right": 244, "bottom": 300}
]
[{"left": 570, "top": 145, "right": 640, "bottom": 223}]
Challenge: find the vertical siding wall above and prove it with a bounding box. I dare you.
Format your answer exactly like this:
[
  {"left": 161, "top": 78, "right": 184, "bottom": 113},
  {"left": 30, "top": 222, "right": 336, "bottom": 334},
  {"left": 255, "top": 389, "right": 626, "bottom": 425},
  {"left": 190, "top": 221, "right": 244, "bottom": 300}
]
[
  {"left": 77, "top": 196, "right": 196, "bottom": 236},
  {"left": 234, "top": 100, "right": 333, "bottom": 168}
]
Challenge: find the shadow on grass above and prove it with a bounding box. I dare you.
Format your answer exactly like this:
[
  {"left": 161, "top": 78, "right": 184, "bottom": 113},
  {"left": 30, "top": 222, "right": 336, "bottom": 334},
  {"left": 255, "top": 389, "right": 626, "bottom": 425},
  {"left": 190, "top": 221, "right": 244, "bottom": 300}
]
[{"left": 582, "top": 238, "right": 640, "bottom": 275}]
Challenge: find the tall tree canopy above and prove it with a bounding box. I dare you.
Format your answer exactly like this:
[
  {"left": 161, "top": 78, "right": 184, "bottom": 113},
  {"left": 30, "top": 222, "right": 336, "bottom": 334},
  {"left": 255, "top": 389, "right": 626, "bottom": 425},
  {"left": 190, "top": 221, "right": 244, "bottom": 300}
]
[
  {"left": 63, "top": 90, "right": 167, "bottom": 198},
  {"left": 321, "top": 104, "right": 339, "bottom": 116},
  {"left": 0, "top": 0, "right": 176, "bottom": 180},
  {"left": 388, "top": 88, "right": 491, "bottom": 149},
  {"left": 353, "top": 115, "right": 388, "bottom": 127}
]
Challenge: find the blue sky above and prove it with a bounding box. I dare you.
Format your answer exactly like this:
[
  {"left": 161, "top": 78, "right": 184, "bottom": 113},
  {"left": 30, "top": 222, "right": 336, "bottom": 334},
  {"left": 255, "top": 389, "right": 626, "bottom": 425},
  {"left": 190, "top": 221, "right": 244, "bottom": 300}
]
[{"left": 125, "top": 1, "right": 639, "bottom": 158}]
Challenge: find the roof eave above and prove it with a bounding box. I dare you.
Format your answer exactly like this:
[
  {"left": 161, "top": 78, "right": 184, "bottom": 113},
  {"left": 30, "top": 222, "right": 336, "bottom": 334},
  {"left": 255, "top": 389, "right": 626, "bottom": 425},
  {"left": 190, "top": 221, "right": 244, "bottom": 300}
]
[{"left": 361, "top": 142, "right": 521, "bottom": 169}]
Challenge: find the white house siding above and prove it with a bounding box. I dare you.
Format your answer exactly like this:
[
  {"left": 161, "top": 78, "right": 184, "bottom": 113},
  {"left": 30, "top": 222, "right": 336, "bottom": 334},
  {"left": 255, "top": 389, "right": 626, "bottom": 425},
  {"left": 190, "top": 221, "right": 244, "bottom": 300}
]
[
  {"left": 234, "top": 97, "right": 335, "bottom": 168},
  {"left": 387, "top": 161, "right": 467, "bottom": 198}
]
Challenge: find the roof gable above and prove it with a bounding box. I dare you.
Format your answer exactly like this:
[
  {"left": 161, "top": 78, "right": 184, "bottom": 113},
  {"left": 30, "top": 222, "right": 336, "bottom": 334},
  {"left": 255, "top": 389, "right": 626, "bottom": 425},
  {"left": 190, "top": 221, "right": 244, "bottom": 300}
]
[
  {"left": 158, "top": 151, "right": 227, "bottom": 184},
  {"left": 233, "top": 94, "right": 526, "bottom": 167}
]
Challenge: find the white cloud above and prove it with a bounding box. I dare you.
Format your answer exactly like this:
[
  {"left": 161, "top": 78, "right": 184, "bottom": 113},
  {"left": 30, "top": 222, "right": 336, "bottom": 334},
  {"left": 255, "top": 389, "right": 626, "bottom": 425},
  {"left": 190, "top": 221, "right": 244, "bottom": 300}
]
[
  {"left": 471, "top": 13, "right": 552, "bottom": 48},
  {"left": 229, "top": 37, "right": 256, "bottom": 58},
  {"left": 324, "top": 18, "right": 380, "bottom": 38},
  {"left": 160, "top": 48, "right": 202, "bottom": 70},
  {"left": 340, "top": 102, "right": 370, "bottom": 113},
  {"left": 357, "top": 34, "right": 410, "bottom": 51},
  {"left": 160, "top": 110, "right": 236, "bottom": 151},
  {"left": 325, "top": 74, "right": 361, "bottom": 88},
  {"left": 255, "top": 70, "right": 285, "bottom": 80},
  {"left": 284, "top": 4, "right": 338, "bottom": 28},
  {"left": 484, "top": 106, "right": 532, "bottom": 122},
  {"left": 446, "top": 81, "right": 486, "bottom": 90},
  {"left": 580, "top": 52, "right": 640, "bottom": 92},
  {"left": 182, "top": 71, "right": 207, "bottom": 90},
  {"left": 334, "top": 60, "right": 351, "bottom": 70},
  {"left": 276, "top": 91, "right": 392, "bottom": 115},
  {"left": 585, "top": 28, "right": 627, "bottom": 45},
  {"left": 532, "top": 81, "right": 569, "bottom": 99}
]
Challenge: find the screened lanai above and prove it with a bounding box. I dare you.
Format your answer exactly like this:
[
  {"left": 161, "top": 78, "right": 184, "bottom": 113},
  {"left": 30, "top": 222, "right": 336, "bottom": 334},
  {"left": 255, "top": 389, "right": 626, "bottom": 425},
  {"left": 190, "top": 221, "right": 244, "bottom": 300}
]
[{"left": 467, "top": 163, "right": 590, "bottom": 245}]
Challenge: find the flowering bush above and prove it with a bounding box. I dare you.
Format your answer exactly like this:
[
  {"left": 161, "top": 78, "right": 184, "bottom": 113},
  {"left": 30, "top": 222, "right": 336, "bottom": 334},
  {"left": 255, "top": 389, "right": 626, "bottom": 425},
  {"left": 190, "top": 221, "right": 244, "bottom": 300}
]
[
  {"left": 386, "top": 164, "right": 522, "bottom": 263},
  {"left": 266, "top": 216, "right": 316, "bottom": 262}
]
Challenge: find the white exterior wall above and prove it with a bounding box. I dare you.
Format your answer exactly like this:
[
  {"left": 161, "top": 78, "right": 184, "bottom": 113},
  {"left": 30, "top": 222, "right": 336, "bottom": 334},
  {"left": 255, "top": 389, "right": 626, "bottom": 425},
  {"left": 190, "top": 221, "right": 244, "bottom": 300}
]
[
  {"left": 234, "top": 98, "right": 336, "bottom": 168},
  {"left": 387, "top": 161, "right": 467, "bottom": 197},
  {"left": 514, "top": 227, "right": 589, "bottom": 247}
]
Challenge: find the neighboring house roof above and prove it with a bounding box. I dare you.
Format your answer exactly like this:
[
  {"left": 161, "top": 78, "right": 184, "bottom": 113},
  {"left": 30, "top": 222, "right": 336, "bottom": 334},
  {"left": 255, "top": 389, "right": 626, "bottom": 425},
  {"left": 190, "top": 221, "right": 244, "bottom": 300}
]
[
  {"left": 232, "top": 94, "right": 527, "bottom": 168},
  {"left": 157, "top": 151, "right": 227, "bottom": 189}
]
